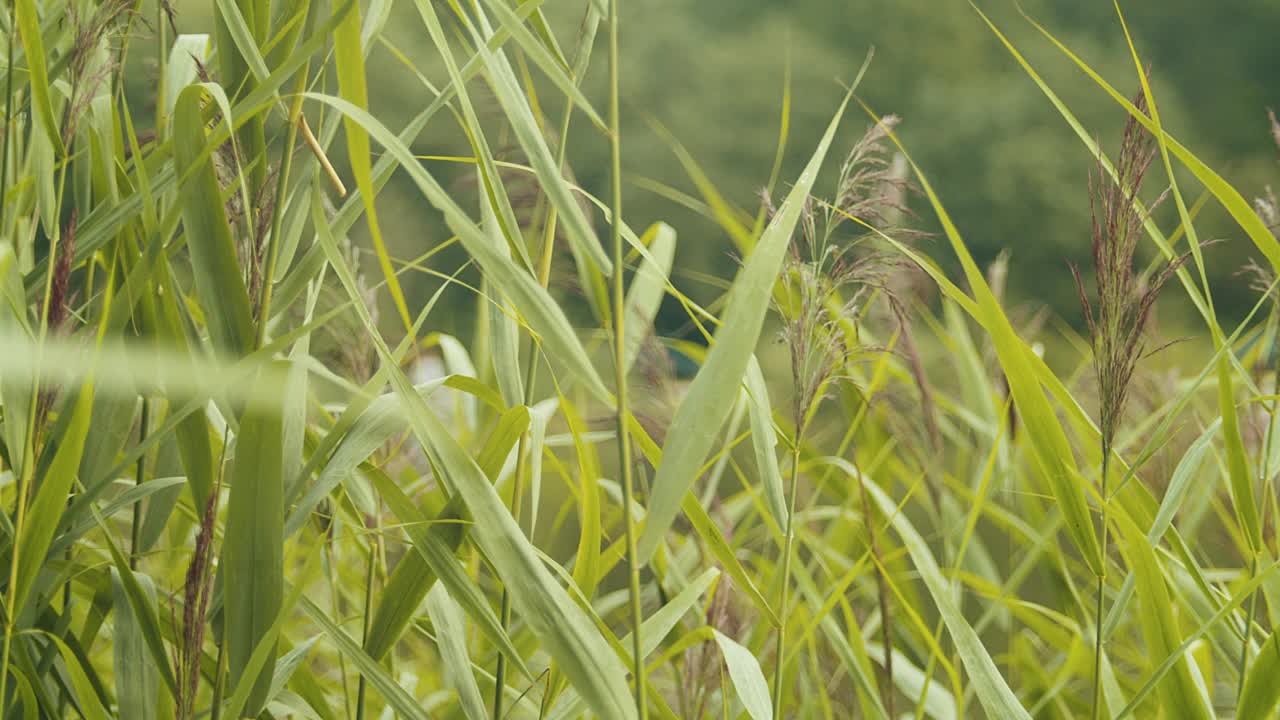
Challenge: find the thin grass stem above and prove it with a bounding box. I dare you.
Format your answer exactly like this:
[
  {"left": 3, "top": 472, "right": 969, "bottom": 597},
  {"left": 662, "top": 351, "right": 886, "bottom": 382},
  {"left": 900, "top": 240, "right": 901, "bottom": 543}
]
[
  {"left": 607, "top": 0, "right": 647, "bottom": 716},
  {"left": 1092, "top": 449, "right": 1110, "bottom": 720},
  {"left": 772, "top": 440, "right": 803, "bottom": 718}
]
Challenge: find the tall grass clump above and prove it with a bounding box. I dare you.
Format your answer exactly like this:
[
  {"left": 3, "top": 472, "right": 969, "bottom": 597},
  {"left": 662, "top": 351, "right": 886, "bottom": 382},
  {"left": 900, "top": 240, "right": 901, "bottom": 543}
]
[
  {"left": 765, "top": 113, "right": 912, "bottom": 718},
  {"left": 3, "top": 1, "right": 1280, "bottom": 719},
  {"left": 1069, "top": 87, "right": 1186, "bottom": 720}
]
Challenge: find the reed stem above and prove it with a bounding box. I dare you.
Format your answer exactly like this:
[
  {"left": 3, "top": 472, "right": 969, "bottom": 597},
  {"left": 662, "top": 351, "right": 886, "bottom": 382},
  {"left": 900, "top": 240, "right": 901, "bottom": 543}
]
[{"left": 608, "top": 0, "right": 647, "bottom": 714}]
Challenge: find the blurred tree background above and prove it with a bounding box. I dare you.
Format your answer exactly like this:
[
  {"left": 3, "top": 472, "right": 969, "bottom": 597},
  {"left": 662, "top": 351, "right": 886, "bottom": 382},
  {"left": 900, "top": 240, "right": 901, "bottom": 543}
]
[{"left": 159, "top": 0, "right": 1280, "bottom": 341}]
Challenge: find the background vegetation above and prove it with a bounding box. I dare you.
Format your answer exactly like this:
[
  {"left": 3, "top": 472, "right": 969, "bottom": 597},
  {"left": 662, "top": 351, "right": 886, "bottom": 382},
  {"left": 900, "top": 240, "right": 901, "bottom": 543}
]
[
  {"left": 163, "top": 0, "right": 1280, "bottom": 337},
  {"left": 1, "top": 0, "right": 1279, "bottom": 719}
]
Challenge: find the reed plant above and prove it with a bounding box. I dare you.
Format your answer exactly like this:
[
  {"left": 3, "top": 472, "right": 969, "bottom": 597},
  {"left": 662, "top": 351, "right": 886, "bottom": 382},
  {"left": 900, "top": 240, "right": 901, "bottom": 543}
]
[{"left": 0, "top": 1, "right": 1277, "bottom": 719}]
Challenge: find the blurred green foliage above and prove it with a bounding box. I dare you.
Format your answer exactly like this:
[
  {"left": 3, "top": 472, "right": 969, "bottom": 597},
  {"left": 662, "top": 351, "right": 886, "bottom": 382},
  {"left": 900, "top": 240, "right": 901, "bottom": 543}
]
[{"left": 163, "top": 0, "right": 1279, "bottom": 338}]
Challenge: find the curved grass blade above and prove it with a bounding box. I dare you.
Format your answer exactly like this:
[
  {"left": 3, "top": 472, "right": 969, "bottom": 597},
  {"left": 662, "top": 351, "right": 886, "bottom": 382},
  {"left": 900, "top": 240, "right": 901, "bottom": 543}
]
[
  {"left": 363, "top": 470, "right": 532, "bottom": 684},
  {"left": 164, "top": 35, "right": 211, "bottom": 121},
  {"left": 626, "top": 418, "right": 779, "bottom": 625},
  {"left": 38, "top": 634, "right": 110, "bottom": 720},
  {"left": 222, "top": 550, "right": 322, "bottom": 720},
  {"left": 53, "top": 477, "right": 185, "bottom": 558},
  {"left": 476, "top": 0, "right": 605, "bottom": 131},
  {"left": 333, "top": 0, "right": 413, "bottom": 332},
  {"left": 285, "top": 379, "right": 447, "bottom": 539},
  {"left": 267, "top": 636, "right": 320, "bottom": 706},
  {"left": 622, "top": 222, "right": 676, "bottom": 374},
  {"left": 714, "top": 629, "right": 774, "bottom": 720},
  {"left": 361, "top": 495, "right": 463, "bottom": 662},
  {"left": 1238, "top": 627, "right": 1280, "bottom": 719},
  {"left": 867, "top": 643, "right": 956, "bottom": 720},
  {"left": 362, "top": 405, "right": 532, "bottom": 677},
  {"left": 745, "top": 355, "right": 787, "bottom": 528}
]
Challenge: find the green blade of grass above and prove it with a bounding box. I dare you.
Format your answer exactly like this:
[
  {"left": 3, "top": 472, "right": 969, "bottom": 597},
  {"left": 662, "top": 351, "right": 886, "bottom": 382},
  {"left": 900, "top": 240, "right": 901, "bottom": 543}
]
[
  {"left": 824, "top": 457, "right": 1034, "bottom": 720},
  {"left": 714, "top": 628, "right": 774, "bottom": 720},
  {"left": 745, "top": 355, "right": 788, "bottom": 529},
  {"left": 646, "top": 120, "right": 755, "bottom": 253},
  {"left": 267, "top": 636, "right": 320, "bottom": 706},
  {"left": 12, "top": 384, "right": 95, "bottom": 621},
  {"left": 426, "top": 585, "right": 488, "bottom": 720},
  {"left": 363, "top": 468, "right": 534, "bottom": 684},
  {"left": 621, "top": 222, "right": 676, "bottom": 374},
  {"left": 302, "top": 596, "right": 433, "bottom": 720},
  {"left": 561, "top": 398, "right": 602, "bottom": 600},
  {"left": 391, "top": 394, "right": 636, "bottom": 719},
  {"left": 171, "top": 85, "right": 255, "bottom": 355},
  {"left": 221, "top": 363, "right": 287, "bottom": 715},
  {"left": 1113, "top": 513, "right": 1214, "bottom": 720},
  {"left": 111, "top": 569, "right": 167, "bottom": 720},
  {"left": 625, "top": 417, "right": 779, "bottom": 626},
  {"left": 212, "top": 0, "right": 272, "bottom": 84},
  {"left": 37, "top": 634, "right": 110, "bottom": 720},
  {"left": 475, "top": 0, "right": 605, "bottom": 130},
  {"left": 222, "top": 550, "right": 323, "bottom": 719},
  {"left": 303, "top": 94, "right": 613, "bottom": 404},
  {"left": 14, "top": 0, "right": 63, "bottom": 156},
  {"left": 1238, "top": 627, "right": 1280, "bottom": 718},
  {"left": 459, "top": 0, "right": 613, "bottom": 276},
  {"left": 637, "top": 88, "right": 853, "bottom": 561},
  {"left": 285, "top": 379, "right": 449, "bottom": 538},
  {"left": 90, "top": 507, "right": 182, "bottom": 699},
  {"left": 361, "top": 495, "right": 464, "bottom": 662},
  {"left": 332, "top": 0, "right": 413, "bottom": 332},
  {"left": 51, "top": 477, "right": 186, "bottom": 558},
  {"left": 545, "top": 568, "right": 720, "bottom": 720}
]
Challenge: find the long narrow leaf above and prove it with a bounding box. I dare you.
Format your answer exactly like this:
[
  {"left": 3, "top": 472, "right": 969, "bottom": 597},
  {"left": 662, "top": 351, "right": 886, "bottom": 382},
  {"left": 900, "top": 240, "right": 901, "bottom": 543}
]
[{"left": 638, "top": 89, "right": 853, "bottom": 560}]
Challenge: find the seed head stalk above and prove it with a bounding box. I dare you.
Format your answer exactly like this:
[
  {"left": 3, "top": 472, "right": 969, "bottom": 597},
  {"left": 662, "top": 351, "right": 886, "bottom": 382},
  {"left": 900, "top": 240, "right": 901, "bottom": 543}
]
[
  {"left": 1073, "top": 90, "right": 1181, "bottom": 720},
  {"left": 765, "top": 116, "right": 908, "bottom": 716},
  {"left": 1091, "top": 448, "right": 1111, "bottom": 720},
  {"left": 608, "top": 0, "right": 647, "bottom": 714},
  {"left": 772, "top": 430, "right": 803, "bottom": 719}
]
